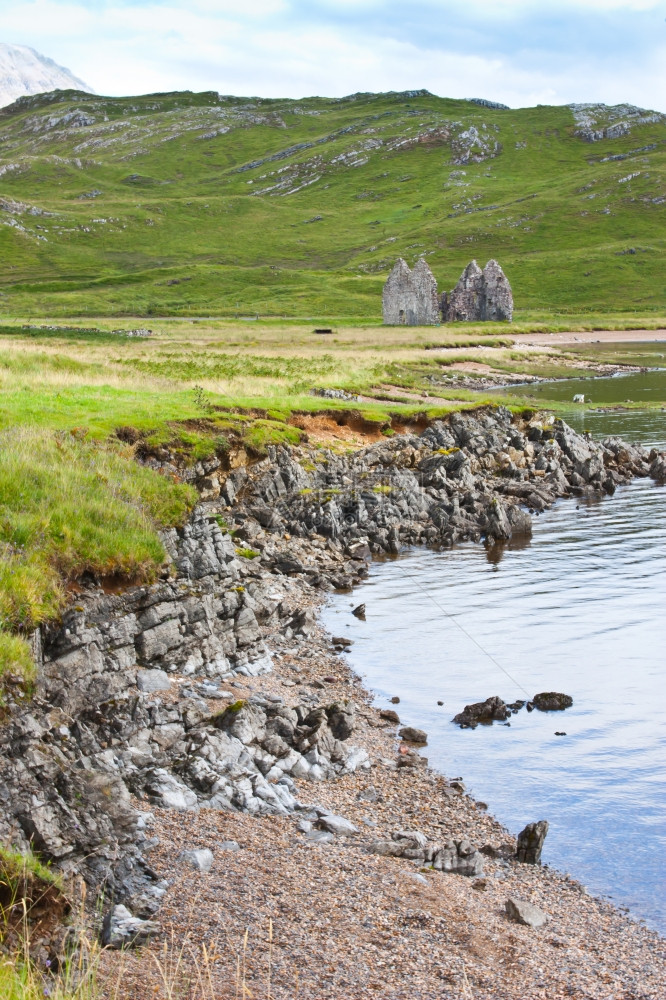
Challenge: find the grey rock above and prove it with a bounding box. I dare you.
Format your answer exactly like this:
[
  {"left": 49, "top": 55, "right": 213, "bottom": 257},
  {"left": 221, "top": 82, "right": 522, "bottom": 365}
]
[
  {"left": 452, "top": 696, "right": 509, "bottom": 728},
  {"left": 317, "top": 813, "right": 359, "bottom": 836},
  {"left": 505, "top": 897, "right": 549, "bottom": 928},
  {"left": 146, "top": 770, "right": 199, "bottom": 812},
  {"left": 516, "top": 820, "right": 549, "bottom": 864},
  {"left": 379, "top": 709, "right": 400, "bottom": 724},
  {"left": 137, "top": 669, "right": 171, "bottom": 693},
  {"left": 398, "top": 726, "right": 428, "bottom": 744},
  {"left": 431, "top": 839, "right": 485, "bottom": 876},
  {"left": 102, "top": 904, "right": 159, "bottom": 949},
  {"left": 305, "top": 830, "right": 335, "bottom": 845},
  {"left": 181, "top": 848, "right": 214, "bottom": 872},
  {"left": 220, "top": 840, "right": 240, "bottom": 852},
  {"left": 326, "top": 700, "right": 356, "bottom": 740},
  {"left": 649, "top": 452, "right": 666, "bottom": 483},
  {"left": 370, "top": 830, "right": 483, "bottom": 876},
  {"left": 532, "top": 692, "right": 573, "bottom": 712}
]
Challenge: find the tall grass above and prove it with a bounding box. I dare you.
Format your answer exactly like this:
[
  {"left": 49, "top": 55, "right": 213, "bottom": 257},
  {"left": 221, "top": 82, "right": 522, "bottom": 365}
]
[{"left": 0, "top": 428, "right": 195, "bottom": 694}]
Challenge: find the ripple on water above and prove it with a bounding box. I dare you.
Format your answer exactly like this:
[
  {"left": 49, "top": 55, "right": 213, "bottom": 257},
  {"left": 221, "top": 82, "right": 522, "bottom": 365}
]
[{"left": 322, "top": 426, "right": 666, "bottom": 933}]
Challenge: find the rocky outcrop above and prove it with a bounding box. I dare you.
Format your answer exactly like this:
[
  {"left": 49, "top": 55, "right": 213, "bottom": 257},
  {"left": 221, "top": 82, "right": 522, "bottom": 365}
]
[
  {"left": 369, "top": 829, "right": 484, "bottom": 876},
  {"left": 0, "top": 511, "right": 371, "bottom": 914},
  {"left": 0, "top": 406, "right": 663, "bottom": 939},
  {"left": 382, "top": 257, "right": 439, "bottom": 325},
  {"left": 442, "top": 259, "right": 513, "bottom": 322}
]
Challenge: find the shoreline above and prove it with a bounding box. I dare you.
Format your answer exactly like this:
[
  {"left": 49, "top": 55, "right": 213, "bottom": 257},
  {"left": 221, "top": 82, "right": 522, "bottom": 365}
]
[
  {"left": 107, "top": 543, "right": 666, "bottom": 1000},
  {"left": 2, "top": 406, "right": 665, "bottom": 998}
]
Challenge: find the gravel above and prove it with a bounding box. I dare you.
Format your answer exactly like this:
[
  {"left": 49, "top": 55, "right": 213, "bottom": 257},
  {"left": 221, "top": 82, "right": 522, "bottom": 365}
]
[{"left": 99, "top": 599, "right": 666, "bottom": 999}]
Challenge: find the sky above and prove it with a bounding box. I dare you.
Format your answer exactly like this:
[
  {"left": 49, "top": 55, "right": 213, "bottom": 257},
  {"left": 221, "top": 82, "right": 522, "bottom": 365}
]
[{"left": 2, "top": 0, "right": 666, "bottom": 110}]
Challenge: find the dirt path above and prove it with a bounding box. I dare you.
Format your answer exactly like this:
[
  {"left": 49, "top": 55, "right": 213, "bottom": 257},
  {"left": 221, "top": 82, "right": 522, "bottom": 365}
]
[{"left": 512, "top": 328, "right": 666, "bottom": 345}]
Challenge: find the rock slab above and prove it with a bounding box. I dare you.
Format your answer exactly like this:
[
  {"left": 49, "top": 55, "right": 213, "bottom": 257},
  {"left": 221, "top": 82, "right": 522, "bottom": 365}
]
[{"left": 505, "top": 897, "right": 549, "bottom": 928}]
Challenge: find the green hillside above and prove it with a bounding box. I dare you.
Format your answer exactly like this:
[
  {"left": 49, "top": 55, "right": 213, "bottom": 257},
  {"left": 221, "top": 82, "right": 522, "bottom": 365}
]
[{"left": 0, "top": 88, "right": 664, "bottom": 318}]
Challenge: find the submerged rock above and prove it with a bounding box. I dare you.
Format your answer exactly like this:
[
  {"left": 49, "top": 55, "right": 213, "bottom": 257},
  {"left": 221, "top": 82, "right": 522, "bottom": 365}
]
[
  {"left": 532, "top": 692, "right": 573, "bottom": 712},
  {"left": 452, "top": 696, "right": 509, "bottom": 728}
]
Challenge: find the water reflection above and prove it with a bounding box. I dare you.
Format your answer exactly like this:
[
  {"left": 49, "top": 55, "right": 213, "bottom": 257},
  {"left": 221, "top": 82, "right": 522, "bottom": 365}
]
[{"left": 485, "top": 533, "right": 532, "bottom": 565}]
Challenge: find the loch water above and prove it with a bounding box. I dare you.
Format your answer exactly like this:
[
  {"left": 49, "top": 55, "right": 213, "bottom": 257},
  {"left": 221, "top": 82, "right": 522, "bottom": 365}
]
[{"left": 321, "top": 399, "right": 666, "bottom": 934}]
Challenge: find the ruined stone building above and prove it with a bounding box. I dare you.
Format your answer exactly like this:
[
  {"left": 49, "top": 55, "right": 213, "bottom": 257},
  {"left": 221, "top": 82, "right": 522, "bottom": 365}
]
[
  {"left": 381, "top": 258, "right": 440, "bottom": 325},
  {"left": 382, "top": 256, "right": 513, "bottom": 324},
  {"left": 441, "top": 259, "right": 513, "bottom": 322}
]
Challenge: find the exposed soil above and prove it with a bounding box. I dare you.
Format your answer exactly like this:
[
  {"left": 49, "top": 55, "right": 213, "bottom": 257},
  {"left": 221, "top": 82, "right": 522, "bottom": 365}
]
[{"left": 289, "top": 414, "right": 387, "bottom": 447}]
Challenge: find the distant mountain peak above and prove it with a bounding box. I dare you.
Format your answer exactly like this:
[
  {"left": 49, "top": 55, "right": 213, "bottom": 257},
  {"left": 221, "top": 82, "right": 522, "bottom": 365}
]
[{"left": 0, "top": 43, "right": 93, "bottom": 109}]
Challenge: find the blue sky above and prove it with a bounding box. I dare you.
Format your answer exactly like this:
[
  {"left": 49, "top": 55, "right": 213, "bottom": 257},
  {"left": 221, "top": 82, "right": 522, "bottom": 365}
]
[{"left": 2, "top": 0, "right": 665, "bottom": 109}]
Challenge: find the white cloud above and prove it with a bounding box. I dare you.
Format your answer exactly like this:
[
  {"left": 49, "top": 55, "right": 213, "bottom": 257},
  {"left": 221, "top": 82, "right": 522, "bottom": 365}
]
[
  {"left": 2, "top": 0, "right": 664, "bottom": 111},
  {"left": 464, "top": 0, "right": 661, "bottom": 9}
]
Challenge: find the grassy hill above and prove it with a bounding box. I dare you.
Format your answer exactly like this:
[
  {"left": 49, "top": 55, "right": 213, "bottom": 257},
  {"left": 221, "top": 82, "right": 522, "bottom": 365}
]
[{"left": 0, "top": 88, "right": 664, "bottom": 318}]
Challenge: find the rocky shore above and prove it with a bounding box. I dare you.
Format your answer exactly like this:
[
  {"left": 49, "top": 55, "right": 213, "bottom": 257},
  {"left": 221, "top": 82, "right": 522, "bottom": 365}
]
[{"left": 2, "top": 406, "right": 665, "bottom": 998}]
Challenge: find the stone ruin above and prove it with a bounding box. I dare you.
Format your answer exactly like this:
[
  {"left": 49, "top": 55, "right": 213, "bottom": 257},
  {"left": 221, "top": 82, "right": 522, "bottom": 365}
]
[
  {"left": 382, "top": 257, "right": 513, "bottom": 324},
  {"left": 441, "top": 259, "right": 513, "bottom": 322},
  {"left": 382, "top": 258, "right": 440, "bottom": 326}
]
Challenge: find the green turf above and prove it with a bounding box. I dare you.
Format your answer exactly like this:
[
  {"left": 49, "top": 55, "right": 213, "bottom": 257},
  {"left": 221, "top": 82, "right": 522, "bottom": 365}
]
[{"left": 0, "top": 89, "right": 664, "bottom": 318}]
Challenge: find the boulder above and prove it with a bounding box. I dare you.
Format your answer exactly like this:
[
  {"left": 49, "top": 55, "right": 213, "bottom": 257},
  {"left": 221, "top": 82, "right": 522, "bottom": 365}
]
[
  {"left": 516, "top": 820, "right": 549, "bottom": 864},
  {"left": 326, "top": 700, "right": 356, "bottom": 740},
  {"left": 399, "top": 726, "right": 428, "bottom": 744},
  {"left": 102, "top": 904, "right": 159, "bottom": 949},
  {"left": 317, "top": 813, "right": 359, "bottom": 837},
  {"left": 181, "top": 848, "right": 214, "bottom": 872},
  {"left": 505, "top": 897, "right": 548, "bottom": 929},
  {"left": 452, "top": 696, "right": 509, "bottom": 728},
  {"left": 380, "top": 709, "right": 400, "bottom": 724},
  {"left": 369, "top": 830, "right": 484, "bottom": 876},
  {"left": 649, "top": 452, "right": 666, "bottom": 483},
  {"left": 532, "top": 692, "right": 573, "bottom": 712},
  {"left": 431, "top": 839, "right": 485, "bottom": 877}
]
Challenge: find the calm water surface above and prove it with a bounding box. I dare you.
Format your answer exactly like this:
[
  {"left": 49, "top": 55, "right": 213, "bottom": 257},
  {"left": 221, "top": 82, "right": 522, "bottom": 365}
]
[{"left": 322, "top": 404, "right": 666, "bottom": 933}]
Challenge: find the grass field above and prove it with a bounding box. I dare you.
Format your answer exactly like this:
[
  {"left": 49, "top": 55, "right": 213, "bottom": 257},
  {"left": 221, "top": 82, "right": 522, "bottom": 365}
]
[
  {"left": 0, "top": 309, "right": 664, "bottom": 694},
  {"left": 0, "top": 89, "right": 664, "bottom": 318}
]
